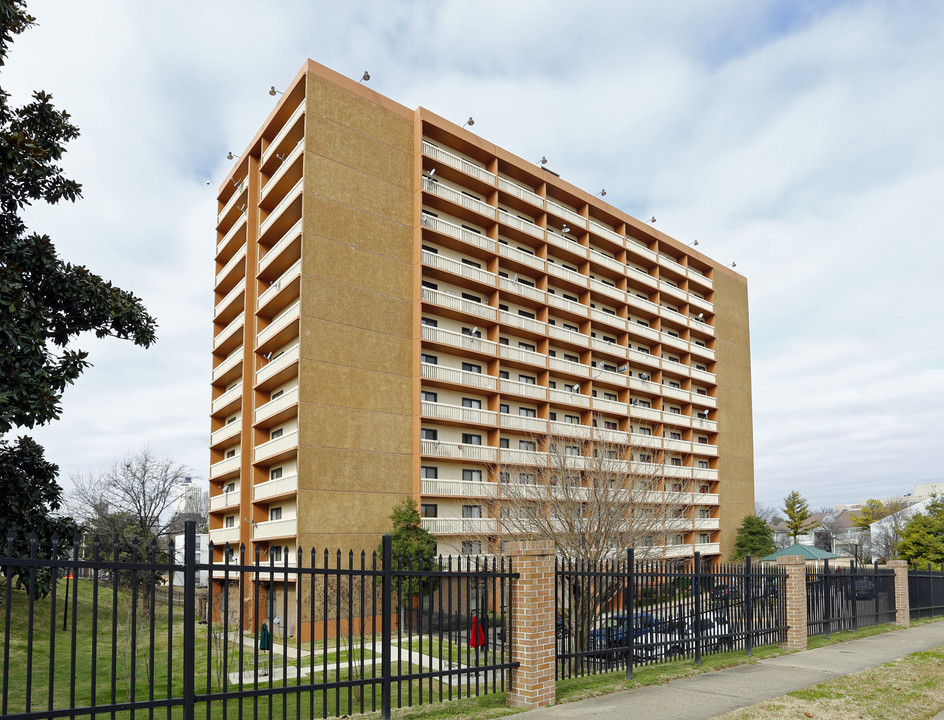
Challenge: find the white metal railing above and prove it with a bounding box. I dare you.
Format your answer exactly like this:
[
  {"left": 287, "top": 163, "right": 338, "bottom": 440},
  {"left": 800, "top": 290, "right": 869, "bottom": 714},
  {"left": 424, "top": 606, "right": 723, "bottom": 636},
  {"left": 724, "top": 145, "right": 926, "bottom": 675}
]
[
  {"left": 217, "top": 212, "right": 247, "bottom": 256},
  {"left": 498, "top": 309, "right": 545, "bottom": 334},
  {"left": 627, "top": 293, "right": 659, "bottom": 315},
  {"left": 253, "top": 429, "right": 299, "bottom": 462},
  {"left": 658, "top": 254, "right": 688, "bottom": 278},
  {"left": 212, "top": 315, "right": 244, "bottom": 352},
  {"left": 496, "top": 242, "right": 545, "bottom": 271},
  {"left": 255, "top": 344, "right": 300, "bottom": 386},
  {"left": 209, "top": 455, "right": 240, "bottom": 480},
  {"left": 257, "top": 260, "right": 302, "bottom": 310},
  {"left": 214, "top": 283, "right": 244, "bottom": 320},
  {"left": 499, "top": 413, "right": 547, "bottom": 433},
  {"left": 589, "top": 278, "right": 625, "bottom": 304},
  {"left": 660, "top": 283, "right": 688, "bottom": 307},
  {"left": 422, "top": 250, "right": 496, "bottom": 287},
  {"left": 591, "top": 395, "right": 627, "bottom": 414},
  {"left": 217, "top": 181, "right": 246, "bottom": 226},
  {"left": 253, "top": 473, "right": 299, "bottom": 502},
  {"left": 259, "top": 178, "right": 303, "bottom": 239},
  {"left": 545, "top": 262, "right": 588, "bottom": 288},
  {"left": 420, "top": 440, "right": 497, "bottom": 462},
  {"left": 589, "top": 220, "right": 624, "bottom": 246},
  {"left": 688, "top": 293, "right": 714, "bottom": 314},
  {"left": 499, "top": 448, "right": 546, "bottom": 465},
  {"left": 498, "top": 209, "right": 543, "bottom": 239},
  {"left": 421, "top": 363, "right": 497, "bottom": 390},
  {"left": 421, "top": 214, "right": 495, "bottom": 252},
  {"left": 422, "top": 141, "right": 495, "bottom": 184},
  {"left": 546, "top": 231, "right": 588, "bottom": 259},
  {"left": 254, "top": 387, "right": 299, "bottom": 424},
  {"left": 211, "top": 384, "right": 242, "bottom": 415},
  {"left": 546, "top": 293, "right": 588, "bottom": 317},
  {"left": 261, "top": 139, "right": 304, "bottom": 198},
  {"left": 661, "top": 357, "right": 690, "bottom": 377},
  {"left": 421, "top": 518, "right": 498, "bottom": 535},
  {"left": 210, "top": 421, "right": 240, "bottom": 447},
  {"left": 211, "top": 351, "right": 242, "bottom": 384},
  {"left": 209, "top": 491, "right": 239, "bottom": 512},
  {"left": 625, "top": 237, "right": 656, "bottom": 262},
  {"left": 500, "top": 378, "right": 548, "bottom": 400},
  {"left": 629, "top": 404, "right": 661, "bottom": 422},
  {"left": 498, "top": 344, "right": 546, "bottom": 368},
  {"left": 497, "top": 176, "right": 544, "bottom": 208},
  {"left": 259, "top": 218, "right": 302, "bottom": 275},
  {"left": 209, "top": 526, "right": 240, "bottom": 544},
  {"left": 215, "top": 244, "right": 247, "bottom": 288},
  {"left": 549, "top": 420, "right": 593, "bottom": 439},
  {"left": 421, "top": 401, "right": 496, "bottom": 425},
  {"left": 253, "top": 517, "right": 298, "bottom": 540},
  {"left": 424, "top": 178, "right": 496, "bottom": 219},
  {"left": 547, "top": 388, "right": 590, "bottom": 407},
  {"left": 421, "top": 479, "right": 498, "bottom": 498},
  {"left": 422, "top": 288, "right": 497, "bottom": 321},
  {"left": 547, "top": 324, "right": 590, "bottom": 346},
  {"left": 661, "top": 384, "right": 691, "bottom": 403},
  {"left": 262, "top": 100, "right": 305, "bottom": 166},
  {"left": 548, "top": 356, "right": 590, "bottom": 378},
  {"left": 257, "top": 301, "right": 300, "bottom": 347},
  {"left": 545, "top": 198, "right": 586, "bottom": 228},
  {"left": 421, "top": 325, "right": 497, "bottom": 354},
  {"left": 498, "top": 277, "right": 544, "bottom": 303}
]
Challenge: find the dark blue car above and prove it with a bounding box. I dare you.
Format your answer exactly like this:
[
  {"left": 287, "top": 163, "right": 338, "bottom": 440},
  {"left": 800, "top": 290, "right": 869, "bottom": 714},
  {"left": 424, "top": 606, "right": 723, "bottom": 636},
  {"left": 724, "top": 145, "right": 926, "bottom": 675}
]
[{"left": 586, "top": 613, "right": 660, "bottom": 656}]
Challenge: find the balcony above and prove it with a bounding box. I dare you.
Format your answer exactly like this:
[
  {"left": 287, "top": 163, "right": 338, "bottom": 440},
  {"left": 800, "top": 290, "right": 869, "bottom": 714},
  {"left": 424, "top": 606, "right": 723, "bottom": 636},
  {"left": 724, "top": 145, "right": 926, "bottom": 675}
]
[
  {"left": 628, "top": 349, "right": 659, "bottom": 370},
  {"left": 546, "top": 230, "right": 588, "bottom": 260},
  {"left": 661, "top": 358, "right": 690, "bottom": 378},
  {"left": 592, "top": 368, "right": 628, "bottom": 389},
  {"left": 422, "top": 250, "right": 496, "bottom": 287},
  {"left": 497, "top": 309, "right": 545, "bottom": 335},
  {"left": 546, "top": 262, "right": 588, "bottom": 289},
  {"left": 546, "top": 293, "right": 589, "bottom": 318},
  {"left": 421, "top": 479, "right": 498, "bottom": 499},
  {"left": 209, "top": 527, "right": 240, "bottom": 545},
  {"left": 497, "top": 242, "right": 545, "bottom": 272},
  {"left": 209, "top": 490, "right": 239, "bottom": 512},
  {"left": 209, "top": 421, "right": 240, "bottom": 449},
  {"left": 658, "top": 254, "right": 688, "bottom": 279},
  {"left": 214, "top": 283, "right": 245, "bottom": 325},
  {"left": 254, "top": 517, "right": 298, "bottom": 540},
  {"left": 547, "top": 324, "right": 590, "bottom": 347},
  {"left": 499, "top": 448, "right": 546, "bottom": 466},
  {"left": 254, "top": 386, "right": 299, "bottom": 426},
  {"left": 421, "top": 325, "right": 497, "bottom": 356},
  {"left": 689, "top": 342, "right": 716, "bottom": 362},
  {"left": 625, "top": 237, "right": 657, "bottom": 263},
  {"left": 215, "top": 244, "right": 247, "bottom": 295},
  {"left": 499, "top": 344, "right": 546, "bottom": 370},
  {"left": 257, "top": 260, "right": 302, "bottom": 315},
  {"left": 253, "top": 429, "right": 299, "bottom": 464},
  {"left": 209, "top": 454, "right": 241, "bottom": 480},
  {"left": 497, "top": 209, "right": 543, "bottom": 239},
  {"left": 545, "top": 198, "right": 586, "bottom": 229},
  {"left": 547, "top": 387, "right": 590, "bottom": 407},
  {"left": 692, "top": 417, "right": 718, "bottom": 434},
  {"left": 498, "top": 413, "right": 547, "bottom": 433},
  {"left": 588, "top": 220, "right": 624, "bottom": 247},
  {"left": 422, "top": 288, "right": 496, "bottom": 322},
  {"left": 497, "top": 176, "right": 543, "bottom": 209},
  {"left": 421, "top": 362, "right": 497, "bottom": 391},
  {"left": 210, "top": 383, "right": 242, "bottom": 416},
  {"left": 693, "top": 468, "right": 719, "bottom": 483},
  {"left": 253, "top": 473, "right": 299, "bottom": 502},
  {"left": 422, "top": 141, "right": 496, "bottom": 185},
  {"left": 217, "top": 181, "right": 247, "bottom": 228},
  {"left": 257, "top": 300, "right": 300, "bottom": 349},
  {"left": 688, "top": 293, "right": 714, "bottom": 314},
  {"left": 259, "top": 219, "right": 302, "bottom": 278},
  {"left": 421, "top": 401, "right": 496, "bottom": 426},
  {"left": 589, "top": 278, "right": 625, "bottom": 305},
  {"left": 421, "top": 213, "right": 496, "bottom": 253},
  {"left": 548, "top": 356, "right": 589, "bottom": 378},
  {"left": 421, "top": 518, "right": 499, "bottom": 535},
  {"left": 591, "top": 396, "right": 627, "bottom": 415},
  {"left": 590, "top": 308, "right": 627, "bottom": 333},
  {"left": 260, "top": 139, "right": 304, "bottom": 207},
  {"left": 255, "top": 343, "right": 300, "bottom": 388},
  {"left": 499, "top": 378, "right": 547, "bottom": 401},
  {"left": 629, "top": 404, "right": 661, "bottom": 422},
  {"left": 661, "top": 385, "right": 691, "bottom": 403},
  {"left": 216, "top": 212, "right": 247, "bottom": 261},
  {"left": 424, "top": 178, "right": 496, "bottom": 220},
  {"left": 660, "top": 283, "right": 688, "bottom": 306},
  {"left": 589, "top": 248, "right": 624, "bottom": 275},
  {"left": 498, "top": 277, "right": 544, "bottom": 303},
  {"left": 549, "top": 420, "right": 593, "bottom": 439},
  {"left": 262, "top": 100, "right": 306, "bottom": 166},
  {"left": 420, "top": 440, "right": 497, "bottom": 462},
  {"left": 627, "top": 293, "right": 659, "bottom": 316},
  {"left": 693, "top": 443, "right": 719, "bottom": 458},
  {"left": 259, "top": 178, "right": 303, "bottom": 241},
  {"left": 211, "top": 350, "right": 242, "bottom": 386},
  {"left": 660, "top": 332, "right": 689, "bottom": 353}
]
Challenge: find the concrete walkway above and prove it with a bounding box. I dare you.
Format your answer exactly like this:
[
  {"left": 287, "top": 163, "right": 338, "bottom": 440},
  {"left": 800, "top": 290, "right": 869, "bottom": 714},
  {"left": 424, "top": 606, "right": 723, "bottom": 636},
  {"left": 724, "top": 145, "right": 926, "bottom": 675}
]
[{"left": 515, "top": 620, "right": 944, "bottom": 720}]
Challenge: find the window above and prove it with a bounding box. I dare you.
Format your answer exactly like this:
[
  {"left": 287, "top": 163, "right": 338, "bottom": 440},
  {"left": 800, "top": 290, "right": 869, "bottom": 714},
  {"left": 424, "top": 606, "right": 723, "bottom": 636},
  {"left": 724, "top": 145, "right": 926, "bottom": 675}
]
[
  {"left": 421, "top": 466, "right": 438, "bottom": 478},
  {"left": 699, "top": 534, "right": 711, "bottom": 544},
  {"left": 270, "top": 467, "right": 283, "bottom": 480},
  {"left": 499, "top": 472, "right": 510, "bottom": 483},
  {"left": 462, "top": 362, "right": 482, "bottom": 373},
  {"left": 668, "top": 355, "right": 680, "bottom": 363},
  {"left": 462, "top": 224, "right": 481, "bottom": 235},
  {"left": 421, "top": 353, "right": 438, "bottom": 365},
  {"left": 421, "top": 280, "right": 438, "bottom": 290},
  {"left": 563, "top": 293, "right": 578, "bottom": 302},
  {"left": 462, "top": 541, "right": 482, "bottom": 555},
  {"left": 271, "top": 388, "right": 284, "bottom": 400},
  {"left": 563, "top": 353, "right": 578, "bottom": 363},
  {"left": 669, "top": 406, "right": 682, "bottom": 415},
  {"left": 604, "top": 392, "right": 617, "bottom": 401},
  {"left": 421, "top": 391, "right": 438, "bottom": 402},
  {"left": 637, "top": 426, "right": 652, "bottom": 436},
  {"left": 565, "top": 414, "right": 579, "bottom": 424},
  {"left": 269, "top": 507, "right": 282, "bottom": 521},
  {"left": 500, "top": 403, "right": 509, "bottom": 414},
  {"left": 671, "top": 457, "right": 682, "bottom": 466},
  {"left": 564, "top": 446, "right": 579, "bottom": 455},
  {"left": 462, "top": 327, "right": 482, "bottom": 338},
  {"left": 224, "top": 515, "right": 235, "bottom": 528},
  {"left": 563, "top": 323, "right": 579, "bottom": 332},
  {"left": 499, "top": 337, "right": 509, "bottom": 345},
  {"left": 549, "top": 412, "right": 557, "bottom": 421},
  {"left": 519, "top": 374, "right": 536, "bottom": 384},
  {"left": 698, "top": 436, "right": 708, "bottom": 444},
  {"left": 518, "top": 473, "right": 534, "bottom": 484},
  {"left": 462, "top": 433, "right": 482, "bottom": 445},
  {"left": 669, "top": 381, "right": 681, "bottom": 389},
  {"left": 697, "top": 460, "right": 709, "bottom": 469},
  {"left": 667, "top": 330, "right": 680, "bottom": 338},
  {"left": 461, "top": 258, "right": 481, "bottom": 269},
  {"left": 699, "top": 508, "right": 711, "bottom": 519},
  {"left": 225, "top": 448, "right": 237, "bottom": 458},
  {"left": 499, "top": 370, "right": 509, "bottom": 379},
  {"left": 421, "top": 428, "right": 438, "bottom": 440},
  {"left": 499, "top": 303, "right": 509, "bottom": 311},
  {"left": 604, "top": 421, "right": 618, "bottom": 430},
  {"left": 421, "top": 243, "right": 438, "bottom": 254},
  {"left": 604, "top": 335, "right": 616, "bottom": 343},
  {"left": 518, "top": 341, "right": 536, "bottom": 352},
  {"left": 271, "top": 545, "right": 282, "bottom": 563},
  {"left": 421, "top": 317, "right": 438, "bottom": 327},
  {"left": 670, "top": 432, "right": 682, "bottom": 440},
  {"left": 270, "top": 428, "right": 283, "bottom": 440},
  {"left": 462, "top": 398, "right": 482, "bottom": 409},
  {"left": 700, "top": 485, "right": 710, "bottom": 493},
  {"left": 462, "top": 505, "right": 482, "bottom": 518},
  {"left": 637, "top": 399, "right": 651, "bottom": 408},
  {"left": 223, "top": 482, "right": 235, "bottom": 493},
  {"left": 420, "top": 504, "right": 438, "bottom": 518},
  {"left": 672, "top": 483, "right": 684, "bottom": 492},
  {"left": 461, "top": 292, "right": 481, "bottom": 303},
  {"left": 226, "top": 414, "right": 238, "bottom": 425},
  {"left": 519, "top": 407, "right": 536, "bottom": 417},
  {"left": 517, "top": 309, "right": 535, "bottom": 319},
  {"left": 500, "top": 438, "right": 509, "bottom": 448},
  {"left": 696, "top": 388, "right": 707, "bottom": 395},
  {"left": 519, "top": 440, "right": 537, "bottom": 451},
  {"left": 462, "top": 469, "right": 482, "bottom": 482}
]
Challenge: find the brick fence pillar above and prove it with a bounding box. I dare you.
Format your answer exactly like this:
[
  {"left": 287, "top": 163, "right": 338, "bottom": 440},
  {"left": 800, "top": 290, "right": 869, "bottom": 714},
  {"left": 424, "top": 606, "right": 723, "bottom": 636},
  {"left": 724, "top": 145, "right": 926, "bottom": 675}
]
[
  {"left": 887, "top": 560, "right": 910, "bottom": 627},
  {"left": 777, "top": 555, "right": 808, "bottom": 651},
  {"left": 506, "top": 539, "right": 556, "bottom": 710}
]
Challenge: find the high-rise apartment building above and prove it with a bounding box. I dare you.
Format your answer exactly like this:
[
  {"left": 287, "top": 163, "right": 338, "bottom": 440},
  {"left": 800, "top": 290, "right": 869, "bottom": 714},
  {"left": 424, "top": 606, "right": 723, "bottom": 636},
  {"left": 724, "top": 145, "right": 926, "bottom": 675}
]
[{"left": 209, "top": 60, "right": 754, "bottom": 579}]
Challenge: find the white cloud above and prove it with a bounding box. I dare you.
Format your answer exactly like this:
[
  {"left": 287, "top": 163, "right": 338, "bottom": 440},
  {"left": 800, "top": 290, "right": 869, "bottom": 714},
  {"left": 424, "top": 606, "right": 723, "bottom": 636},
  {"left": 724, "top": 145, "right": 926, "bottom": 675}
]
[{"left": 6, "top": 1, "right": 943, "bottom": 510}]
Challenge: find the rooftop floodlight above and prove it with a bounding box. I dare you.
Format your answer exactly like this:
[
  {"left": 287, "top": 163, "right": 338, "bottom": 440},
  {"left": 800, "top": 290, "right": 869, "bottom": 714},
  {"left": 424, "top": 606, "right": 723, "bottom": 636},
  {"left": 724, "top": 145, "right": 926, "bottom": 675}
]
[
  {"left": 649, "top": 216, "right": 657, "bottom": 223},
  {"left": 539, "top": 156, "right": 547, "bottom": 165},
  {"left": 269, "top": 86, "right": 283, "bottom": 96},
  {"left": 462, "top": 116, "right": 474, "bottom": 127},
  {"left": 205, "top": 180, "right": 218, "bottom": 186},
  {"left": 728, "top": 261, "right": 737, "bottom": 268},
  {"left": 226, "top": 152, "right": 239, "bottom": 160},
  {"left": 596, "top": 189, "right": 607, "bottom": 197},
  {"left": 689, "top": 239, "right": 699, "bottom": 247},
  {"left": 360, "top": 71, "right": 370, "bottom": 83}
]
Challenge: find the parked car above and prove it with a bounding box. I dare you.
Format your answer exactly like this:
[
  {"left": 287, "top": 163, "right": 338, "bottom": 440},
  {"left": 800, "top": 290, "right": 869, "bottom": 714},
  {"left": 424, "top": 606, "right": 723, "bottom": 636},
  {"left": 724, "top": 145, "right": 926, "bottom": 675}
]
[
  {"left": 585, "top": 612, "right": 661, "bottom": 657},
  {"left": 634, "top": 611, "right": 732, "bottom": 660},
  {"left": 846, "top": 578, "right": 876, "bottom": 600},
  {"left": 711, "top": 584, "right": 741, "bottom": 601}
]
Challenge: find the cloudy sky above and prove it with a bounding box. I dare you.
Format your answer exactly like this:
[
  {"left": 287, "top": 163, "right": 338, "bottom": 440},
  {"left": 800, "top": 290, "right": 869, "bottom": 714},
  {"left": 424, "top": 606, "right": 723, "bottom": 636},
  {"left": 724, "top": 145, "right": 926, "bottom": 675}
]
[{"left": 6, "top": 1, "right": 943, "bottom": 511}]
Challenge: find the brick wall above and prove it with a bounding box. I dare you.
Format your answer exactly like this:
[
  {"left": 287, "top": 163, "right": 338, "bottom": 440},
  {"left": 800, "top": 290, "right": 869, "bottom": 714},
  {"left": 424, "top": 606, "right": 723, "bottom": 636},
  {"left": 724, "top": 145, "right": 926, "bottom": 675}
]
[{"left": 777, "top": 554, "right": 808, "bottom": 650}]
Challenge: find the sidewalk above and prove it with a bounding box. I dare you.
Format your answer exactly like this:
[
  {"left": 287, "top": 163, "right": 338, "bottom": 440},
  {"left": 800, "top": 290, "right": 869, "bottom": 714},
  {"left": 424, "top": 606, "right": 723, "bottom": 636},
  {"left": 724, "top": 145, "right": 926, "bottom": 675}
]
[{"left": 515, "top": 620, "right": 944, "bottom": 720}]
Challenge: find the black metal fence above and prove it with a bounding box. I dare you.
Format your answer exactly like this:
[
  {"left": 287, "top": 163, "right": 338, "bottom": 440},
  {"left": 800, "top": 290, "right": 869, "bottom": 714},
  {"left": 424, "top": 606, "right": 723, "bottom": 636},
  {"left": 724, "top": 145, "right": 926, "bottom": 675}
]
[
  {"left": 0, "top": 522, "right": 516, "bottom": 720},
  {"left": 555, "top": 552, "right": 786, "bottom": 679},
  {"left": 909, "top": 563, "right": 944, "bottom": 620},
  {"left": 805, "top": 561, "right": 896, "bottom": 637}
]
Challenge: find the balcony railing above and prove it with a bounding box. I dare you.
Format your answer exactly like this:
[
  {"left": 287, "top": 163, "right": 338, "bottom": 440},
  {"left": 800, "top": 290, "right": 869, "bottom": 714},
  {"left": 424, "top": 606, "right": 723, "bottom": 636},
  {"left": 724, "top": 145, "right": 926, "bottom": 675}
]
[
  {"left": 253, "top": 517, "right": 298, "bottom": 540},
  {"left": 210, "top": 421, "right": 240, "bottom": 448},
  {"left": 422, "top": 250, "right": 496, "bottom": 287},
  {"left": 253, "top": 429, "right": 299, "bottom": 463},
  {"left": 496, "top": 242, "right": 545, "bottom": 272},
  {"left": 215, "top": 244, "right": 247, "bottom": 290},
  {"left": 260, "top": 139, "right": 304, "bottom": 201},
  {"left": 497, "top": 209, "right": 543, "bottom": 239},
  {"left": 211, "top": 384, "right": 242, "bottom": 416},
  {"left": 498, "top": 413, "right": 547, "bottom": 433},
  {"left": 498, "top": 344, "right": 546, "bottom": 369},
  {"left": 497, "top": 177, "right": 543, "bottom": 208},
  {"left": 422, "top": 288, "right": 496, "bottom": 321},
  {"left": 422, "top": 141, "right": 495, "bottom": 184},
  {"left": 257, "top": 260, "right": 302, "bottom": 311},
  {"left": 259, "top": 178, "right": 303, "bottom": 239},
  {"left": 259, "top": 219, "right": 302, "bottom": 276},
  {"left": 545, "top": 261, "right": 588, "bottom": 288},
  {"left": 588, "top": 220, "right": 624, "bottom": 246},
  {"left": 421, "top": 401, "right": 496, "bottom": 425},
  {"left": 257, "top": 301, "right": 300, "bottom": 347},
  {"left": 209, "top": 526, "right": 240, "bottom": 545},
  {"left": 500, "top": 378, "right": 548, "bottom": 401},
  {"left": 421, "top": 479, "right": 498, "bottom": 499},
  {"left": 420, "top": 440, "right": 497, "bottom": 462},
  {"left": 424, "top": 178, "right": 496, "bottom": 219},
  {"left": 254, "top": 387, "right": 299, "bottom": 425},
  {"left": 497, "top": 309, "right": 545, "bottom": 335},
  {"left": 262, "top": 100, "right": 305, "bottom": 166},
  {"left": 421, "top": 213, "right": 495, "bottom": 252},
  {"left": 421, "top": 325, "right": 497, "bottom": 355},
  {"left": 253, "top": 473, "right": 299, "bottom": 502},
  {"left": 545, "top": 198, "right": 586, "bottom": 229},
  {"left": 211, "top": 351, "right": 242, "bottom": 384},
  {"left": 209, "top": 491, "right": 239, "bottom": 512},
  {"left": 421, "top": 518, "right": 498, "bottom": 535},
  {"left": 546, "top": 231, "right": 588, "bottom": 259},
  {"left": 209, "top": 455, "right": 240, "bottom": 480},
  {"left": 255, "top": 343, "right": 300, "bottom": 387},
  {"left": 421, "top": 362, "right": 497, "bottom": 390}
]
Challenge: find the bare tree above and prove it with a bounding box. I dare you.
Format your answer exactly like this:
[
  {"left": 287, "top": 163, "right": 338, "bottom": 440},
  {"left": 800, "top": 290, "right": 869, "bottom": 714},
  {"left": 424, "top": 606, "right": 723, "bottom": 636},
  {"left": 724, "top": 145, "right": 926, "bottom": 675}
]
[
  {"left": 71, "top": 445, "right": 193, "bottom": 545},
  {"left": 754, "top": 502, "right": 782, "bottom": 525},
  {"left": 494, "top": 420, "right": 693, "bottom": 660}
]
